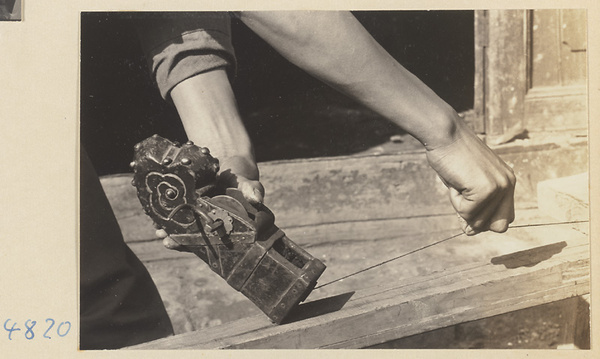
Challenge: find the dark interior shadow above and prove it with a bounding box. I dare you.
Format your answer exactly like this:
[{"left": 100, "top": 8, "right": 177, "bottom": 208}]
[
  {"left": 367, "top": 295, "right": 590, "bottom": 349},
  {"left": 80, "top": 11, "right": 475, "bottom": 176},
  {"left": 281, "top": 291, "right": 355, "bottom": 324},
  {"left": 491, "top": 241, "right": 568, "bottom": 269}
]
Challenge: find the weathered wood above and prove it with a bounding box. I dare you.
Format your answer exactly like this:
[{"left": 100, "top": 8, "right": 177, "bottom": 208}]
[
  {"left": 103, "top": 136, "right": 589, "bottom": 346},
  {"left": 524, "top": 86, "right": 587, "bottom": 132},
  {"left": 559, "top": 9, "right": 587, "bottom": 86},
  {"left": 101, "top": 173, "right": 157, "bottom": 242},
  {"left": 128, "top": 234, "right": 589, "bottom": 349},
  {"left": 101, "top": 136, "right": 588, "bottom": 244},
  {"left": 484, "top": 10, "right": 527, "bottom": 143},
  {"left": 471, "top": 10, "right": 487, "bottom": 134},
  {"left": 102, "top": 151, "right": 454, "bottom": 243},
  {"left": 573, "top": 294, "right": 591, "bottom": 349},
  {"left": 524, "top": 10, "right": 587, "bottom": 131},
  {"left": 126, "top": 207, "right": 560, "bottom": 266},
  {"left": 481, "top": 9, "right": 588, "bottom": 143},
  {"left": 258, "top": 153, "right": 448, "bottom": 229},
  {"left": 496, "top": 137, "right": 587, "bottom": 206},
  {"left": 537, "top": 172, "right": 588, "bottom": 222},
  {"left": 528, "top": 9, "right": 587, "bottom": 88},
  {"left": 370, "top": 295, "right": 589, "bottom": 349},
  {"left": 556, "top": 295, "right": 591, "bottom": 349},
  {"left": 126, "top": 213, "right": 461, "bottom": 263},
  {"left": 531, "top": 9, "right": 561, "bottom": 88}
]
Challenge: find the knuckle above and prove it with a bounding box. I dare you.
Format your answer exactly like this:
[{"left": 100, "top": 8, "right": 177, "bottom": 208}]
[
  {"left": 508, "top": 172, "right": 517, "bottom": 186},
  {"left": 490, "top": 216, "right": 510, "bottom": 232},
  {"left": 491, "top": 224, "right": 509, "bottom": 233},
  {"left": 463, "top": 223, "right": 480, "bottom": 236},
  {"left": 470, "top": 221, "right": 487, "bottom": 232},
  {"left": 481, "top": 182, "right": 500, "bottom": 196},
  {"left": 497, "top": 173, "right": 514, "bottom": 190},
  {"left": 496, "top": 178, "right": 509, "bottom": 191},
  {"left": 502, "top": 167, "right": 517, "bottom": 186}
]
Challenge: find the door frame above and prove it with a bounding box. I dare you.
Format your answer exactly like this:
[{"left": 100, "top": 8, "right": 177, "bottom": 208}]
[{"left": 471, "top": 10, "right": 587, "bottom": 145}]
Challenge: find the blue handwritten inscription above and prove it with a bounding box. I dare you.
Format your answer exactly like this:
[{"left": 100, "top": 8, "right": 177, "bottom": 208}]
[{"left": 4, "top": 319, "right": 71, "bottom": 340}]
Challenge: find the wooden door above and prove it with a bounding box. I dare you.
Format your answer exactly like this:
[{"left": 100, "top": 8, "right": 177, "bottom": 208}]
[{"left": 473, "top": 10, "right": 587, "bottom": 144}]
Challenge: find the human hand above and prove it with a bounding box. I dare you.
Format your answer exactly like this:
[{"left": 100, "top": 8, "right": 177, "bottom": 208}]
[
  {"left": 216, "top": 155, "right": 265, "bottom": 205},
  {"left": 158, "top": 154, "right": 265, "bottom": 250},
  {"left": 426, "top": 120, "right": 516, "bottom": 235}
]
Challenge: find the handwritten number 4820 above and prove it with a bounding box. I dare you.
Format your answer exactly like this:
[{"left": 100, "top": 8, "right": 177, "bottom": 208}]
[{"left": 4, "top": 319, "right": 71, "bottom": 340}]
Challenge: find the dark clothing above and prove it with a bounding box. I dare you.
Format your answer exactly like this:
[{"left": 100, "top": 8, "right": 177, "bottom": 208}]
[
  {"left": 80, "top": 149, "right": 174, "bottom": 349},
  {"left": 136, "top": 12, "right": 236, "bottom": 100},
  {"left": 80, "top": 13, "right": 234, "bottom": 349}
]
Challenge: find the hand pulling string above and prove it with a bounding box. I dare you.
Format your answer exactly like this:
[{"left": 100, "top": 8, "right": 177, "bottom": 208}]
[{"left": 313, "top": 219, "right": 588, "bottom": 290}]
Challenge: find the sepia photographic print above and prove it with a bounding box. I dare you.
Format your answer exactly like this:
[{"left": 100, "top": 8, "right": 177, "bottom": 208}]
[
  {"left": 79, "top": 10, "right": 590, "bottom": 350},
  {"left": 0, "top": 0, "right": 21, "bottom": 21}
]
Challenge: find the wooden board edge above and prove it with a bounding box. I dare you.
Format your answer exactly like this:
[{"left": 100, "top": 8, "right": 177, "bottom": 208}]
[{"left": 127, "top": 237, "right": 589, "bottom": 350}]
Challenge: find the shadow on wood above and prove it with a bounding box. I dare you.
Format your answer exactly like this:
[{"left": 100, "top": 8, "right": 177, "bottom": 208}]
[
  {"left": 491, "top": 241, "right": 567, "bottom": 269},
  {"left": 282, "top": 291, "right": 355, "bottom": 324},
  {"left": 127, "top": 234, "right": 588, "bottom": 349}
]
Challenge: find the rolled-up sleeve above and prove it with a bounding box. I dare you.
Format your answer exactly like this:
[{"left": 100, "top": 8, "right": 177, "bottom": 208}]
[{"left": 136, "top": 12, "right": 236, "bottom": 100}]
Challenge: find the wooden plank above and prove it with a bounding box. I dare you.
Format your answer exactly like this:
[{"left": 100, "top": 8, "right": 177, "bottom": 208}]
[
  {"left": 559, "top": 9, "right": 587, "bottom": 86},
  {"left": 128, "top": 234, "right": 589, "bottom": 349},
  {"left": 136, "top": 209, "right": 578, "bottom": 335},
  {"left": 524, "top": 86, "right": 587, "bottom": 131},
  {"left": 472, "top": 10, "right": 487, "bottom": 134},
  {"left": 258, "top": 153, "right": 447, "bottom": 229},
  {"left": 478, "top": 9, "right": 587, "bottom": 140},
  {"left": 127, "top": 213, "right": 461, "bottom": 263},
  {"left": 537, "top": 172, "right": 589, "bottom": 223},
  {"left": 531, "top": 10, "right": 561, "bottom": 88},
  {"left": 101, "top": 137, "right": 588, "bottom": 245},
  {"left": 573, "top": 294, "right": 591, "bottom": 349},
  {"left": 100, "top": 173, "right": 157, "bottom": 242},
  {"left": 101, "top": 151, "right": 453, "bottom": 243},
  {"left": 556, "top": 295, "right": 591, "bottom": 349},
  {"left": 484, "top": 10, "right": 527, "bottom": 143},
  {"left": 126, "top": 207, "right": 556, "bottom": 264},
  {"left": 497, "top": 137, "right": 587, "bottom": 206},
  {"left": 537, "top": 172, "right": 588, "bottom": 238}
]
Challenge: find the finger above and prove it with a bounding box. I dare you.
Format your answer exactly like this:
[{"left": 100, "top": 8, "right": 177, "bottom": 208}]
[
  {"left": 453, "top": 182, "right": 515, "bottom": 235},
  {"left": 448, "top": 187, "right": 487, "bottom": 222},
  {"left": 450, "top": 167, "right": 515, "bottom": 226},
  {"left": 450, "top": 189, "right": 480, "bottom": 235},
  {"left": 450, "top": 185, "right": 506, "bottom": 235},
  {"left": 216, "top": 170, "right": 265, "bottom": 205},
  {"left": 466, "top": 189, "right": 506, "bottom": 232},
  {"left": 238, "top": 179, "right": 265, "bottom": 205},
  {"left": 488, "top": 186, "right": 516, "bottom": 233},
  {"left": 162, "top": 236, "right": 183, "bottom": 250},
  {"left": 157, "top": 229, "right": 186, "bottom": 251},
  {"left": 477, "top": 172, "right": 516, "bottom": 233},
  {"left": 456, "top": 212, "right": 478, "bottom": 236}
]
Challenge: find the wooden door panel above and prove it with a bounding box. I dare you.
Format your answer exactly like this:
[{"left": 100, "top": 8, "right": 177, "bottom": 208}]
[
  {"left": 530, "top": 9, "right": 562, "bottom": 88},
  {"left": 530, "top": 9, "right": 587, "bottom": 88},
  {"left": 477, "top": 10, "right": 528, "bottom": 144},
  {"left": 525, "top": 9, "right": 587, "bottom": 132},
  {"left": 559, "top": 9, "right": 587, "bottom": 86},
  {"left": 474, "top": 9, "right": 587, "bottom": 139}
]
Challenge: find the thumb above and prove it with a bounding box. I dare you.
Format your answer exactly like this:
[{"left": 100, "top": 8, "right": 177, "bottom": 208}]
[
  {"left": 156, "top": 229, "right": 190, "bottom": 252},
  {"left": 237, "top": 177, "right": 265, "bottom": 205},
  {"left": 217, "top": 169, "right": 265, "bottom": 205}
]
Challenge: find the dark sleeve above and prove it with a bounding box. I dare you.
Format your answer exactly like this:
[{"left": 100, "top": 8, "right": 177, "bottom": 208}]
[
  {"left": 136, "top": 12, "right": 236, "bottom": 100},
  {"left": 80, "top": 148, "right": 174, "bottom": 349}
]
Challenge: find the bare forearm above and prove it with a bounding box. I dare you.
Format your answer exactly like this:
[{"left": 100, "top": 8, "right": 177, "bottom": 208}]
[
  {"left": 239, "top": 11, "right": 515, "bottom": 233},
  {"left": 238, "top": 11, "right": 459, "bottom": 149},
  {"left": 170, "top": 69, "right": 258, "bottom": 179}
]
